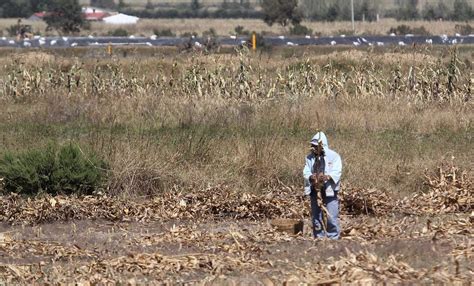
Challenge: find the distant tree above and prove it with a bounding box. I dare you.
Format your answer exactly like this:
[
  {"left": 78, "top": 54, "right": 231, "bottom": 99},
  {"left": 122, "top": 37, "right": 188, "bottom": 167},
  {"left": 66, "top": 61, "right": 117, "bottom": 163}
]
[
  {"left": 30, "top": 0, "right": 49, "bottom": 12},
  {"left": 395, "top": 0, "right": 419, "bottom": 20},
  {"left": 239, "top": 0, "right": 250, "bottom": 8},
  {"left": 117, "top": 0, "right": 127, "bottom": 11},
  {"left": 191, "top": 0, "right": 200, "bottom": 11},
  {"left": 338, "top": 2, "right": 351, "bottom": 20},
  {"left": 0, "top": 0, "right": 32, "bottom": 18},
  {"left": 422, "top": 4, "right": 435, "bottom": 20},
  {"left": 145, "top": 0, "right": 154, "bottom": 10},
  {"left": 326, "top": 3, "right": 340, "bottom": 21},
  {"left": 43, "top": 0, "right": 84, "bottom": 34},
  {"left": 422, "top": 1, "right": 449, "bottom": 20},
  {"left": 90, "top": 0, "right": 116, "bottom": 9},
  {"left": 357, "top": 0, "right": 377, "bottom": 22},
  {"left": 452, "top": 0, "right": 473, "bottom": 21},
  {"left": 261, "top": 0, "right": 302, "bottom": 27},
  {"left": 300, "top": 0, "right": 377, "bottom": 22}
]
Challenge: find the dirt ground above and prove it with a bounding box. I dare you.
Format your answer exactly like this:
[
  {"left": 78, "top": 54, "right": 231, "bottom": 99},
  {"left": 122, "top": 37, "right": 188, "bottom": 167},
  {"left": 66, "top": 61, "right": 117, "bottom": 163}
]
[
  {"left": 0, "top": 164, "right": 471, "bottom": 284},
  {"left": 0, "top": 212, "right": 471, "bottom": 284}
]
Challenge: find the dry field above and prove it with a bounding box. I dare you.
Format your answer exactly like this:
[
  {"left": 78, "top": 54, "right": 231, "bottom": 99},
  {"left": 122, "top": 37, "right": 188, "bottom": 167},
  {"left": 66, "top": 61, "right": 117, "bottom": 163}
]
[
  {"left": 1, "top": 18, "right": 473, "bottom": 37},
  {"left": 0, "top": 46, "right": 472, "bottom": 283}
]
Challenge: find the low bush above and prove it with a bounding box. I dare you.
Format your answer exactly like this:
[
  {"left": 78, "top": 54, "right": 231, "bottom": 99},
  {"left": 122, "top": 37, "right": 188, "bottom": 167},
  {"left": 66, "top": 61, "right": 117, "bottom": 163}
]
[
  {"left": 289, "top": 24, "right": 313, "bottom": 36},
  {"left": 180, "top": 31, "right": 198, "bottom": 38},
  {"left": 6, "top": 24, "right": 21, "bottom": 37},
  {"left": 202, "top": 28, "right": 217, "bottom": 38},
  {"left": 234, "top": 25, "right": 249, "bottom": 36},
  {"left": 108, "top": 28, "right": 128, "bottom": 37},
  {"left": 388, "top": 25, "right": 430, "bottom": 36},
  {"left": 0, "top": 143, "right": 107, "bottom": 195},
  {"left": 335, "top": 29, "right": 355, "bottom": 36},
  {"left": 455, "top": 23, "right": 474, "bottom": 35},
  {"left": 153, "top": 28, "right": 175, "bottom": 37},
  {"left": 410, "top": 26, "right": 430, "bottom": 36}
]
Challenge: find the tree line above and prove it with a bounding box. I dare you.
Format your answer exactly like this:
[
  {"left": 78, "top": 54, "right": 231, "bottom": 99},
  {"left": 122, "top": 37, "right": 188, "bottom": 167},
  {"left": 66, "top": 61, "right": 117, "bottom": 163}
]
[
  {"left": 0, "top": 0, "right": 121, "bottom": 18},
  {"left": 0, "top": 0, "right": 84, "bottom": 34},
  {"left": 300, "top": 0, "right": 474, "bottom": 22},
  {"left": 1, "top": 0, "right": 473, "bottom": 21}
]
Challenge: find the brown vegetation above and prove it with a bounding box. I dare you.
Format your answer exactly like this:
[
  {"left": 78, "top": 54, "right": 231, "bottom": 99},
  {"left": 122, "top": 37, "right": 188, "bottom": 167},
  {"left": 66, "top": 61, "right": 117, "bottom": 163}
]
[
  {"left": 0, "top": 46, "right": 472, "bottom": 283},
  {"left": 0, "top": 163, "right": 471, "bottom": 283},
  {"left": 0, "top": 46, "right": 472, "bottom": 195},
  {"left": 1, "top": 18, "right": 472, "bottom": 37}
]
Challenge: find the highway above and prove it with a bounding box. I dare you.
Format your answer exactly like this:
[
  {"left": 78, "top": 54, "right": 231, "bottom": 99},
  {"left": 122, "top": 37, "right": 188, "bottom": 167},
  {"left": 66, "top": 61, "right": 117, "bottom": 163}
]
[{"left": 1, "top": 34, "right": 473, "bottom": 48}]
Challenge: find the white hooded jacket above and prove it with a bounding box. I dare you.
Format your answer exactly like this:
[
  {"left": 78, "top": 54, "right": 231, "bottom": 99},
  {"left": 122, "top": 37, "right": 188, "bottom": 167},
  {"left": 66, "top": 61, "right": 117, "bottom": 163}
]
[{"left": 303, "top": 132, "right": 342, "bottom": 196}]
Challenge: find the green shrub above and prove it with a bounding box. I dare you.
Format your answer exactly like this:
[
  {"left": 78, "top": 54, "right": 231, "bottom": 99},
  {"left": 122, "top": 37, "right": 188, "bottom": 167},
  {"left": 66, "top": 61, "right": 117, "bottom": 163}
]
[
  {"left": 153, "top": 28, "right": 175, "bottom": 37},
  {"left": 6, "top": 24, "right": 19, "bottom": 37},
  {"left": 452, "top": 0, "right": 474, "bottom": 21},
  {"left": 455, "top": 23, "right": 474, "bottom": 35},
  {"left": 411, "top": 26, "right": 430, "bottom": 36},
  {"left": 108, "top": 28, "right": 128, "bottom": 37},
  {"left": 422, "top": 2, "right": 449, "bottom": 20},
  {"left": 388, "top": 25, "right": 410, "bottom": 35},
  {"left": 0, "top": 143, "right": 107, "bottom": 195},
  {"left": 181, "top": 31, "right": 198, "bottom": 38},
  {"left": 336, "top": 29, "right": 355, "bottom": 36},
  {"left": 289, "top": 24, "right": 312, "bottom": 36},
  {"left": 388, "top": 25, "right": 430, "bottom": 36},
  {"left": 202, "top": 28, "right": 217, "bottom": 38},
  {"left": 234, "top": 25, "right": 251, "bottom": 36}
]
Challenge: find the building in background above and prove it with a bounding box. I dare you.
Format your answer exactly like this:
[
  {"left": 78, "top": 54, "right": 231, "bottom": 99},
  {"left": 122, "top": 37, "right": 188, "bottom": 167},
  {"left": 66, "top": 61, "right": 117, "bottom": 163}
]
[
  {"left": 102, "top": 13, "right": 139, "bottom": 24},
  {"left": 27, "top": 6, "right": 139, "bottom": 24}
]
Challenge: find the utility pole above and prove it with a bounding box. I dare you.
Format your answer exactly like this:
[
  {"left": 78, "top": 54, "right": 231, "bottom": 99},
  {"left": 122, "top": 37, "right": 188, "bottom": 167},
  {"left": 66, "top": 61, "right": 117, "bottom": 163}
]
[{"left": 351, "top": 0, "right": 355, "bottom": 32}]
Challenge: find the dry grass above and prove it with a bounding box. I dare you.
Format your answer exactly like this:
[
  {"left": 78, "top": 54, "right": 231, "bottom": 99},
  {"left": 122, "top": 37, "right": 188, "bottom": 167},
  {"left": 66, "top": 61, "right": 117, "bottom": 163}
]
[
  {"left": 0, "top": 155, "right": 471, "bottom": 283},
  {"left": 0, "top": 46, "right": 472, "bottom": 284},
  {"left": 1, "top": 18, "right": 473, "bottom": 37},
  {"left": 0, "top": 46, "right": 472, "bottom": 198}
]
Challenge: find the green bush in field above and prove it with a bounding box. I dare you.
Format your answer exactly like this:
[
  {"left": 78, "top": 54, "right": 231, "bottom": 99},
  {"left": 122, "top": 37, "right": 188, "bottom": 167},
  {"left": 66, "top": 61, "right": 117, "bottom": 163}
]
[
  {"left": 202, "top": 28, "right": 217, "bottom": 38},
  {"left": 388, "top": 25, "right": 430, "bottom": 36},
  {"left": 108, "top": 28, "right": 128, "bottom": 37},
  {"left": 0, "top": 143, "right": 107, "bottom": 195},
  {"left": 289, "top": 24, "right": 313, "bottom": 36},
  {"left": 455, "top": 23, "right": 474, "bottom": 35},
  {"left": 153, "top": 28, "right": 175, "bottom": 37}
]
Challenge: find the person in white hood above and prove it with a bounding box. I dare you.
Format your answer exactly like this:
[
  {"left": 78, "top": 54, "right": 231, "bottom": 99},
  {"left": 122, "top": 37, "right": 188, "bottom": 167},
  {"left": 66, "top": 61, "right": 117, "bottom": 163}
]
[{"left": 303, "top": 131, "right": 342, "bottom": 239}]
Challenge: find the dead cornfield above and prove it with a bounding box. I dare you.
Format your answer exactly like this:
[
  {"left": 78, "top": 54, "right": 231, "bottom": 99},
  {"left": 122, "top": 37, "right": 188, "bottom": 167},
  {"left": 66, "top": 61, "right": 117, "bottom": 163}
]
[
  {"left": 0, "top": 163, "right": 472, "bottom": 284},
  {"left": 0, "top": 47, "right": 472, "bottom": 284}
]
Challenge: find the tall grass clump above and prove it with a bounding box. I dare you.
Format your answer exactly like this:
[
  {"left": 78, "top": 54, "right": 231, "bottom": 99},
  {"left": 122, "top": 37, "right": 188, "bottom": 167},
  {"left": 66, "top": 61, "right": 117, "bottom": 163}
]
[{"left": 0, "top": 143, "right": 107, "bottom": 195}]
